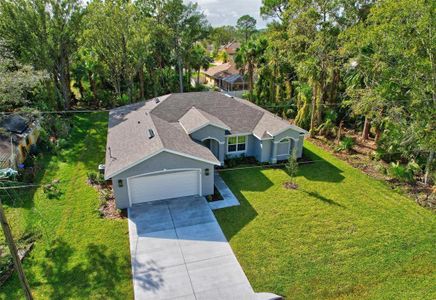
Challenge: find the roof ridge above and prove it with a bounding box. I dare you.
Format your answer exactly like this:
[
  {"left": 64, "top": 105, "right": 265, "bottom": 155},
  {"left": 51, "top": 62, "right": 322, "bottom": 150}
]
[{"left": 195, "top": 107, "right": 230, "bottom": 130}]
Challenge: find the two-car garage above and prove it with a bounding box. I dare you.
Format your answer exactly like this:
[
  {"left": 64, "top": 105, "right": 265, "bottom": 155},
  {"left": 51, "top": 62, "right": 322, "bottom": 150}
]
[
  {"left": 110, "top": 151, "right": 216, "bottom": 208},
  {"left": 128, "top": 170, "right": 201, "bottom": 205}
]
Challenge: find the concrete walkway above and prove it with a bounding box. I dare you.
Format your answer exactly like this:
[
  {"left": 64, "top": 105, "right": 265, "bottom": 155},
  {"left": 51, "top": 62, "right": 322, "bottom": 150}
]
[
  {"left": 128, "top": 196, "right": 256, "bottom": 300},
  {"left": 208, "top": 172, "right": 240, "bottom": 210}
]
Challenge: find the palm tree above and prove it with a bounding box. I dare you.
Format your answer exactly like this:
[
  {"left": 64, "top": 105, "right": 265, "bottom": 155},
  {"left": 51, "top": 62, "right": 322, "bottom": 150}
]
[
  {"left": 235, "top": 39, "right": 267, "bottom": 100},
  {"left": 190, "top": 45, "right": 212, "bottom": 87}
]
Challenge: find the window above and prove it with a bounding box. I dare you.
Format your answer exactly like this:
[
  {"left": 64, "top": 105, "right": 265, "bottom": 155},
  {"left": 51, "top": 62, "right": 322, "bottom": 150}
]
[{"left": 227, "top": 136, "right": 246, "bottom": 153}]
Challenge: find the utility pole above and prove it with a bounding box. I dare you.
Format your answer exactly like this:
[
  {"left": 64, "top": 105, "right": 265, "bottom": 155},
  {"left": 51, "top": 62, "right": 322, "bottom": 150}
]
[{"left": 0, "top": 198, "right": 33, "bottom": 300}]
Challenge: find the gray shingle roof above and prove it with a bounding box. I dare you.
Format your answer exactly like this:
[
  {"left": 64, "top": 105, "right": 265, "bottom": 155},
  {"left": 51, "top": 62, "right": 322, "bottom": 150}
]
[
  {"left": 105, "top": 92, "right": 306, "bottom": 179},
  {"left": 222, "top": 74, "right": 245, "bottom": 84},
  {"left": 151, "top": 92, "right": 264, "bottom": 134},
  {"left": 179, "top": 107, "right": 230, "bottom": 134}
]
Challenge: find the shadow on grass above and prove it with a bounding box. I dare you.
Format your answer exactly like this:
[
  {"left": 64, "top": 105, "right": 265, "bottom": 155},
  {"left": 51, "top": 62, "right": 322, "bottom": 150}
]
[
  {"left": 215, "top": 170, "right": 270, "bottom": 240},
  {"left": 29, "top": 238, "right": 130, "bottom": 299},
  {"left": 301, "top": 190, "right": 345, "bottom": 208},
  {"left": 300, "top": 147, "right": 345, "bottom": 183},
  {"left": 215, "top": 190, "right": 258, "bottom": 241}
]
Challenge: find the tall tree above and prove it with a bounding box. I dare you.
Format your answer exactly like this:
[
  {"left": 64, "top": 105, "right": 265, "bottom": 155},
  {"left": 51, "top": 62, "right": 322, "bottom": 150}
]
[
  {"left": 236, "top": 15, "right": 257, "bottom": 43},
  {"left": 189, "top": 44, "right": 212, "bottom": 86},
  {"left": 0, "top": 0, "right": 84, "bottom": 109},
  {"left": 82, "top": 0, "right": 136, "bottom": 102},
  {"left": 0, "top": 52, "right": 48, "bottom": 110},
  {"left": 235, "top": 38, "right": 267, "bottom": 101},
  {"left": 260, "top": 0, "right": 289, "bottom": 22},
  {"left": 155, "top": 0, "right": 208, "bottom": 93},
  {"left": 343, "top": 0, "right": 435, "bottom": 184}
]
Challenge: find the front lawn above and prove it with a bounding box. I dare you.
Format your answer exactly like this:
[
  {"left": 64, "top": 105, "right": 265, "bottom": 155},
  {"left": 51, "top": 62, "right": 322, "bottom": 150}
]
[
  {"left": 215, "top": 141, "right": 436, "bottom": 299},
  {"left": 0, "top": 113, "right": 132, "bottom": 299}
]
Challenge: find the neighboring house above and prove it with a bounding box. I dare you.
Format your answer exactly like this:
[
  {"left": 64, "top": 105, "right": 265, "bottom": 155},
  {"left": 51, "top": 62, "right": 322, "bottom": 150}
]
[
  {"left": 202, "top": 62, "right": 249, "bottom": 92},
  {"left": 0, "top": 115, "right": 40, "bottom": 169},
  {"left": 105, "top": 92, "right": 307, "bottom": 208},
  {"left": 219, "top": 41, "right": 240, "bottom": 58}
]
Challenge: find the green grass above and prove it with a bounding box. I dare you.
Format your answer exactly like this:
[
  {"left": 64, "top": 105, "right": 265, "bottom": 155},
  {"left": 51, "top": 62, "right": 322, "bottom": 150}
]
[
  {"left": 215, "top": 141, "right": 436, "bottom": 300},
  {"left": 0, "top": 113, "right": 132, "bottom": 299}
]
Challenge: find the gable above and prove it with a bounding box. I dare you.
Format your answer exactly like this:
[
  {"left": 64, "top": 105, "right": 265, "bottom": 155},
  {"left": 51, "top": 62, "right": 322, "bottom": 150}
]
[{"left": 112, "top": 151, "right": 215, "bottom": 179}]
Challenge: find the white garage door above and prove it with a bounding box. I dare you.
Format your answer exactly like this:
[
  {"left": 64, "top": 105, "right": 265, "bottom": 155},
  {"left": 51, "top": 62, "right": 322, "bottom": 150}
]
[{"left": 129, "top": 170, "right": 200, "bottom": 204}]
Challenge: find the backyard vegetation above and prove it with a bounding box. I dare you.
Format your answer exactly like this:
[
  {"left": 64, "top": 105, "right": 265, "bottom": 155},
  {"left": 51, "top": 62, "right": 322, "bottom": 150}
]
[
  {"left": 216, "top": 142, "right": 436, "bottom": 299},
  {"left": 0, "top": 113, "right": 132, "bottom": 299}
]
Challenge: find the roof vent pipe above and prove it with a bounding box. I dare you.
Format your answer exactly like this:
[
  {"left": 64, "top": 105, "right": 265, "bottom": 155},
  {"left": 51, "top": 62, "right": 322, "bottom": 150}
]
[{"left": 148, "top": 129, "right": 155, "bottom": 139}]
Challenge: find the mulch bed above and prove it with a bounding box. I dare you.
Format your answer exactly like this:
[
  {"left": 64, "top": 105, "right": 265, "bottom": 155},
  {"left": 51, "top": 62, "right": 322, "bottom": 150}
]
[
  {"left": 88, "top": 180, "right": 126, "bottom": 219},
  {"left": 207, "top": 186, "right": 224, "bottom": 202},
  {"left": 283, "top": 182, "right": 298, "bottom": 190}
]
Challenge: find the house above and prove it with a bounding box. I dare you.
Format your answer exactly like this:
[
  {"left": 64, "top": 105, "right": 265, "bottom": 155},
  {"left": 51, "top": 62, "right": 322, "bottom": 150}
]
[
  {"left": 104, "top": 92, "right": 306, "bottom": 208},
  {"left": 0, "top": 115, "right": 40, "bottom": 169},
  {"left": 219, "top": 41, "right": 241, "bottom": 58},
  {"left": 202, "top": 62, "right": 249, "bottom": 93}
]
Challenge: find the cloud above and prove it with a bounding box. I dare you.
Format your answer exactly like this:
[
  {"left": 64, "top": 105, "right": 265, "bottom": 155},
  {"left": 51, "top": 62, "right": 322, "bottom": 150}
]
[{"left": 186, "top": 0, "right": 268, "bottom": 28}]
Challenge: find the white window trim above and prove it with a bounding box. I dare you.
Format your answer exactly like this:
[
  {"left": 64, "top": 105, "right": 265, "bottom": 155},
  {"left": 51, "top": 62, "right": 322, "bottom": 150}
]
[{"left": 227, "top": 135, "right": 248, "bottom": 154}]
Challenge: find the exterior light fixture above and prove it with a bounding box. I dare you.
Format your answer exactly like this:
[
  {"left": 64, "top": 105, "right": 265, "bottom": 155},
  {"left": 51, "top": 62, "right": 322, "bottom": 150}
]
[
  {"left": 118, "top": 179, "right": 123, "bottom": 187},
  {"left": 205, "top": 168, "right": 210, "bottom": 176}
]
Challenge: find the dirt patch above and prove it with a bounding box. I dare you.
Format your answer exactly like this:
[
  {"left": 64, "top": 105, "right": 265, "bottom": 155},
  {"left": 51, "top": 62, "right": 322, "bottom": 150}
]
[
  {"left": 283, "top": 182, "right": 298, "bottom": 190},
  {"left": 310, "top": 136, "right": 389, "bottom": 181}
]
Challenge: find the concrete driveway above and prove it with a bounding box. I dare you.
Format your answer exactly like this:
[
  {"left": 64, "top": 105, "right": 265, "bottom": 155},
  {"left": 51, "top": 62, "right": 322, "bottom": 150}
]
[{"left": 128, "top": 196, "right": 256, "bottom": 300}]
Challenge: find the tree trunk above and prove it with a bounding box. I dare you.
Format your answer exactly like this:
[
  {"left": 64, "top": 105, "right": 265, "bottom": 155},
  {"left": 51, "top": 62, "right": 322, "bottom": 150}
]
[
  {"left": 362, "top": 116, "right": 371, "bottom": 140},
  {"left": 88, "top": 71, "right": 98, "bottom": 107},
  {"left": 138, "top": 66, "right": 145, "bottom": 100},
  {"left": 248, "top": 63, "right": 254, "bottom": 100},
  {"left": 285, "top": 80, "right": 292, "bottom": 101},
  {"left": 375, "top": 127, "right": 382, "bottom": 142},
  {"left": 197, "top": 70, "right": 200, "bottom": 86},
  {"left": 0, "top": 199, "right": 33, "bottom": 300},
  {"left": 336, "top": 120, "right": 343, "bottom": 144},
  {"left": 424, "top": 150, "right": 434, "bottom": 185},
  {"left": 186, "top": 64, "right": 191, "bottom": 91},
  {"left": 310, "top": 84, "right": 317, "bottom": 137},
  {"left": 77, "top": 79, "right": 85, "bottom": 101},
  {"left": 177, "top": 56, "right": 184, "bottom": 93},
  {"left": 57, "top": 50, "right": 72, "bottom": 110}
]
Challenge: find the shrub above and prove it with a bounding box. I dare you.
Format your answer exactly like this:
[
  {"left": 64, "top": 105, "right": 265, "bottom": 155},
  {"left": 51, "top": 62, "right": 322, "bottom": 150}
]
[
  {"left": 284, "top": 150, "right": 299, "bottom": 189},
  {"left": 87, "top": 172, "right": 105, "bottom": 185},
  {"left": 43, "top": 181, "right": 61, "bottom": 199},
  {"left": 87, "top": 172, "right": 98, "bottom": 184},
  {"left": 336, "top": 137, "right": 355, "bottom": 152},
  {"left": 389, "top": 159, "right": 421, "bottom": 183}
]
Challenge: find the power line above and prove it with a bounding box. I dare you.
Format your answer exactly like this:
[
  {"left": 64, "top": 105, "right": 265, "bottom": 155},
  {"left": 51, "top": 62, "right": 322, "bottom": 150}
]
[{"left": 0, "top": 109, "right": 110, "bottom": 115}]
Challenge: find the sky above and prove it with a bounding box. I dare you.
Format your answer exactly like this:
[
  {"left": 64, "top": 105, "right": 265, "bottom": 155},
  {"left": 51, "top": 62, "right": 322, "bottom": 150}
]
[{"left": 185, "top": 0, "right": 269, "bottom": 28}]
